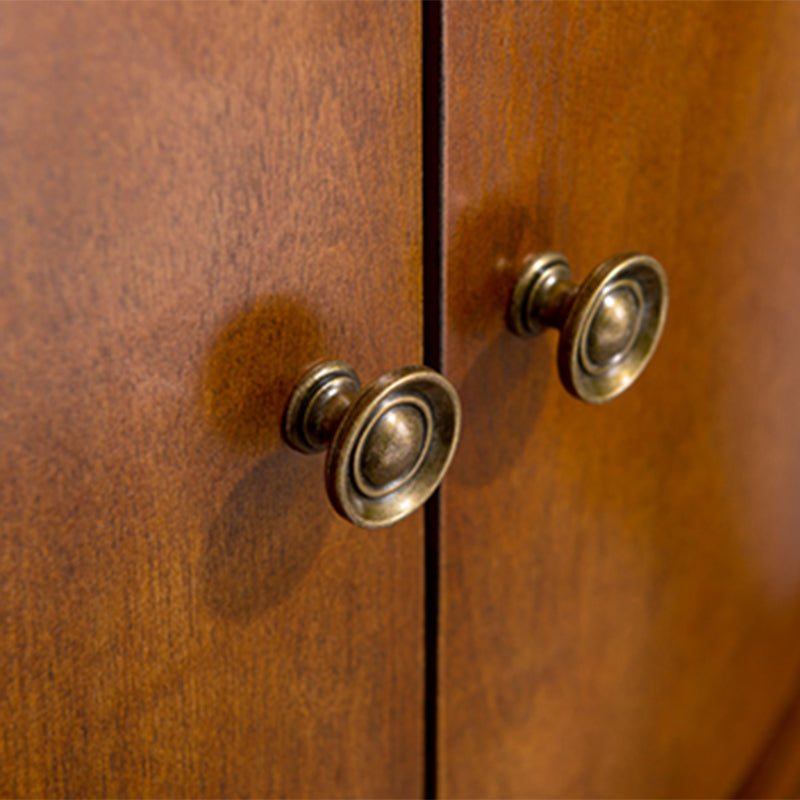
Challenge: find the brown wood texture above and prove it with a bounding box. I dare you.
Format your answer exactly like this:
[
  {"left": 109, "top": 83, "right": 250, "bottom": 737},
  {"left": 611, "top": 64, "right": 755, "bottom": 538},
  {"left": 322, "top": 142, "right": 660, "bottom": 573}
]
[
  {"left": 439, "top": 2, "right": 800, "bottom": 797},
  {"left": 738, "top": 676, "right": 800, "bottom": 799},
  {"left": 0, "top": 4, "right": 423, "bottom": 797}
]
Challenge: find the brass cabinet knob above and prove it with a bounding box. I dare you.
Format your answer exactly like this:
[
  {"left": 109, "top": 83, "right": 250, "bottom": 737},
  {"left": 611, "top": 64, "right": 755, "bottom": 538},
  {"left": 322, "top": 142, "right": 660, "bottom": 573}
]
[
  {"left": 508, "top": 252, "right": 668, "bottom": 403},
  {"left": 283, "top": 361, "right": 461, "bottom": 529}
]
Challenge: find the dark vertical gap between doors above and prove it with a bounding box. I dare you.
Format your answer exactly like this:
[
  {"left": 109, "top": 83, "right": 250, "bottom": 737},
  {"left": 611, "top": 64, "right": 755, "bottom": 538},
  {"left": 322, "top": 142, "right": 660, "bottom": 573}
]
[{"left": 422, "top": 2, "right": 443, "bottom": 798}]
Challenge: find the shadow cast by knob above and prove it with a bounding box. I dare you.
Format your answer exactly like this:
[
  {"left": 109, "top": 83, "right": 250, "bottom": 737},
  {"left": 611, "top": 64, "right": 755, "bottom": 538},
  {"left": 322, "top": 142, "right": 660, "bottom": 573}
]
[
  {"left": 447, "top": 193, "right": 555, "bottom": 488},
  {"left": 201, "top": 451, "right": 331, "bottom": 622},
  {"left": 201, "top": 295, "right": 325, "bottom": 453},
  {"left": 199, "top": 295, "right": 334, "bottom": 621},
  {"left": 452, "top": 332, "right": 550, "bottom": 489}
]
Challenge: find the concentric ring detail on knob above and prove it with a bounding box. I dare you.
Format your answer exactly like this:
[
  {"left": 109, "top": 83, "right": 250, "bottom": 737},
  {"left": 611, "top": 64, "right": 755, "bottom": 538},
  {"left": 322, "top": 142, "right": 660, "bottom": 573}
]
[
  {"left": 353, "top": 396, "right": 434, "bottom": 499},
  {"left": 581, "top": 279, "right": 645, "bottom": 374},
  {"left": 560, "top": 253, "right": 668, "bottom": 403},
  {"left": 328, "top": 366, "right": 460, "bottom": 529},
  {"left": 508, "top": 251, "right": 668, "bottom": 403},
  {"left": 283, "top": 361, "right": 460, "bottom": 529}
]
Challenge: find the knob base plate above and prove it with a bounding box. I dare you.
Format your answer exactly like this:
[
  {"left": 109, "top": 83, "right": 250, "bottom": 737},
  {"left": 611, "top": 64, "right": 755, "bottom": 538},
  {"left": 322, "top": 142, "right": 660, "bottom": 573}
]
[
  {"left": 508, "top": 252, "right": 573, "bottom": 336},
  {"left": 283, "top": 361, "right": 361, "bottom": 454}
]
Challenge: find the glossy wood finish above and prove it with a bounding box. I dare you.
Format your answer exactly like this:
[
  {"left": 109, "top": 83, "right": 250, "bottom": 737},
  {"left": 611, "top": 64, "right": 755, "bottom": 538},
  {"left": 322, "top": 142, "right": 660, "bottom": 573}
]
[
  {"left": 0, "top": 4, "right": 422, "bottom": 797},
  {"left": 439, "top": 3, "right": 800, "bottom": 796}
]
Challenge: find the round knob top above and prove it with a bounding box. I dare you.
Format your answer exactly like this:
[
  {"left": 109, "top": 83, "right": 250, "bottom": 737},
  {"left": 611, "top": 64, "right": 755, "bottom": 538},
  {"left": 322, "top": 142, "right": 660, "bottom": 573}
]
[
  {"left": 584, "top": 283, "right": 642, "bottom": 369},
  {"left": 562, "top": 254, "right": 667, "bottom": 402},
  {"left": 284, "top": 362, "right": 460, "bottom": 529},
  {"left": 356, "top": 400, "right": 432, "bottom": 496},
  {"left": 508, "top": 251, "right": 668, "bottom": 403},
  {"left": 329, "top": 367, "right": 460, "bottom": 528}
]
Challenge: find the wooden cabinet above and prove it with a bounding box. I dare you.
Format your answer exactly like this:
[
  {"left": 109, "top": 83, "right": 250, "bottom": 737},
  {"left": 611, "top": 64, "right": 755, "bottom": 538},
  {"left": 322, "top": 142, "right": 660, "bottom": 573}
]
[
  {"left": 2, "top": 3, "right": 800, "bottom": 798},
  {"left": 438, "top": 3, "right": 800, "bottom": 797},
  {"left": 1, "top": 5, "right": 424, "bottom": 797}
]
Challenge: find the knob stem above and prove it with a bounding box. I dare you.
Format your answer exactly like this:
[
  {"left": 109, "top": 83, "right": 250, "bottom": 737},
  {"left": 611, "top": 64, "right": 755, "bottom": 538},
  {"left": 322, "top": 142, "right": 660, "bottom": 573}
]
[
  {"left": 508, "top": 253, "right": 575, "bottom": 336},
  {"left": 304, "top": 378, "right": 359, "bottom": 449},
  {"left": 535, "top": 275, "right": 579, "bottom": 330}
]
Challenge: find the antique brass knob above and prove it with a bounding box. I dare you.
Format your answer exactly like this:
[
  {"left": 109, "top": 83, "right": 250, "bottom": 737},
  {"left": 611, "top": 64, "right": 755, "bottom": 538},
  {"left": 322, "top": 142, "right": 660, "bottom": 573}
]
[
  {"left": 508, "top": 252, "right": 668, "bottom": 403},
  {"left": 283, "top": 361, "right": 461, "bottom": 529}
]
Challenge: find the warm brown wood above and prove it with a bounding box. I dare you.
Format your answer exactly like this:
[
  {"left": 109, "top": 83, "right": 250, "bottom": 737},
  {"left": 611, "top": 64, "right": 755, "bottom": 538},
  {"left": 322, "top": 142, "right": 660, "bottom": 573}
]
[
  {"left": 0, "top": 3, "right": 422, "bottom": 797},
  {"left": 439, "top": 2, "right": 800, "bottom": 796},
  {"left": 738, "top": 677, "right": 800, "bottom": 799}
]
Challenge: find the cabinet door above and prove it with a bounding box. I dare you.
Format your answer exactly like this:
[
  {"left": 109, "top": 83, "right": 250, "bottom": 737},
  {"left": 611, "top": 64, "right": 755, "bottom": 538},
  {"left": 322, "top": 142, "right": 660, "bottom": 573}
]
[
  {"left": 0, "top": 5, "right": 423, "bottom": 797},
  {"left": 439, "top": 3, "right": 800, "bottom": 796}
]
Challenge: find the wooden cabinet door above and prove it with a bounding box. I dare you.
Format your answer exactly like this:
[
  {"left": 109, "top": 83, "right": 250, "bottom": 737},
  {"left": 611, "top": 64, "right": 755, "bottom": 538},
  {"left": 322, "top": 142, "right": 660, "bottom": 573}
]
[
  {"left": 438, "top": 3, "right": 800, "bottom": 796},
  {"left": 0, "top": 5, "right": 423, "bottom": 797}
]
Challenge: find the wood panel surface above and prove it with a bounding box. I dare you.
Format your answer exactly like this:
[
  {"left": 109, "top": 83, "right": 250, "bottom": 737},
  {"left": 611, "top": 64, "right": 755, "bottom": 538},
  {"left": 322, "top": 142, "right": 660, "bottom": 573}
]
[
  {"left": 439, "top": 3, "right": 800, "bottom": 796},
  {"left": 738, "top": 675, "right": 800, "bottom": 799},
  {"left": 0, "top": 4, "right": 423, "bottom": 797}
]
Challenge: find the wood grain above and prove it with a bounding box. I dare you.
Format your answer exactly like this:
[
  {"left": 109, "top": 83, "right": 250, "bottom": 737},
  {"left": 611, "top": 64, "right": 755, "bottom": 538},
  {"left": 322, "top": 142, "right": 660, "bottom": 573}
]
[
  {"left": 439, "top": 2, "right": 800, "bottom": 796},
  {"left": 0, "top": 3, "right": 422, "bottom": 797}
]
